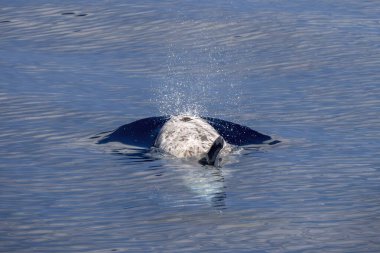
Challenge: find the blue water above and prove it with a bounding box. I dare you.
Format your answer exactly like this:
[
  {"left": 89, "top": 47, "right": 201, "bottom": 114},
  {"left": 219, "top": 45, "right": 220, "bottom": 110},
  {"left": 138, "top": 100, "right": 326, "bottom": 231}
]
[{"left": 1, "top": 1, "right": 380, "bottom": 252}]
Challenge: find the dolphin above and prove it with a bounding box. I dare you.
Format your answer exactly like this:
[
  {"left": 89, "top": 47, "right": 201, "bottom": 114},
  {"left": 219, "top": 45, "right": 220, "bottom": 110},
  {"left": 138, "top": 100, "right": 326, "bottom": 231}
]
[{"left": 96, "top": 115, "right": 279, "bottom": 166}]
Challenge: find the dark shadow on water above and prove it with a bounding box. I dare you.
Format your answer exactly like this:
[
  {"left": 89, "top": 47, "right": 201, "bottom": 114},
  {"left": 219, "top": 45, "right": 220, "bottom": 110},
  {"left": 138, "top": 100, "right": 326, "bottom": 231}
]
[
  {"left": 211, "top": 191, "right": 227, "bottom": 208},
  {"left": 61, "top": 12, "right": 88, "bottom": 17}
]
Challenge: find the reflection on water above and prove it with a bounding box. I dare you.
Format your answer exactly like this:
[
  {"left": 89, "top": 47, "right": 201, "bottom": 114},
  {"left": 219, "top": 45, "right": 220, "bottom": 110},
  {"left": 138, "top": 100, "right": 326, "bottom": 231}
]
[
  {"left": 1, "top": 1, "right": 380, "bottom": 252},
  {"left": 163, "top": 162, "right": 227, "bottom": 209},
  {"left": 97, "top": 142, "right": 229, "bottom": 208}
]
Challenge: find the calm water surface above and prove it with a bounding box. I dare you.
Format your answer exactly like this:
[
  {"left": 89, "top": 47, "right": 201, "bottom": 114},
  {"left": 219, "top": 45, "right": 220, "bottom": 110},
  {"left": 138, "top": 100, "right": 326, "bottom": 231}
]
[{"left": 1, "top": 1, "right": 380, "bottom": 252}]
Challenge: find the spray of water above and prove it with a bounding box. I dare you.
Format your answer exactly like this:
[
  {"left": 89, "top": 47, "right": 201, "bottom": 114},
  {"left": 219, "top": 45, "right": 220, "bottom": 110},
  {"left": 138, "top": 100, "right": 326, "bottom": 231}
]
[{"left": 153, "top": 23, "right": 242, "bottom": 117}]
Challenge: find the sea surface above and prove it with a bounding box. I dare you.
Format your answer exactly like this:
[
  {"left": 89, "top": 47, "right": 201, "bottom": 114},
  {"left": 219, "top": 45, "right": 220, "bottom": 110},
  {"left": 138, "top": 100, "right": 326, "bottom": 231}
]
[{"left": 1, "top": 1, "right": 380, "bottom": 252}]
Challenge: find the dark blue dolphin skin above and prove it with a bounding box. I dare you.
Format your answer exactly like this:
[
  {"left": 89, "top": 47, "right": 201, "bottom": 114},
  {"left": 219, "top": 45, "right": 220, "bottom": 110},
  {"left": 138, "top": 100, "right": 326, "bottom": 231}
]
[{"left": 97, "top": 116, "right": 279, "bottom": 147}]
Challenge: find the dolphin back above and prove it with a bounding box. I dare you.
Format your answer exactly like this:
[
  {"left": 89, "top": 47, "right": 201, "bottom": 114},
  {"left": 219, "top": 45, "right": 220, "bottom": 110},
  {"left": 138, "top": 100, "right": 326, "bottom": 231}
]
[
  {"left": 203, "top": 117, "right": 278, "bottom": 146},
  {"left": 96, "top": 115, "right": 278, "bottom": 148},
  {"left": 97, "top": 116, "right": 169, "bottom": 147}
]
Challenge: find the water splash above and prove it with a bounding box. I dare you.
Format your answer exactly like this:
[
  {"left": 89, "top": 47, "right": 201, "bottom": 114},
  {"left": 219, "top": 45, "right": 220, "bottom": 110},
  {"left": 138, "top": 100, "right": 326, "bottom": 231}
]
[{"left": 154, "top": 40, "right": 242, "bottom": 117}]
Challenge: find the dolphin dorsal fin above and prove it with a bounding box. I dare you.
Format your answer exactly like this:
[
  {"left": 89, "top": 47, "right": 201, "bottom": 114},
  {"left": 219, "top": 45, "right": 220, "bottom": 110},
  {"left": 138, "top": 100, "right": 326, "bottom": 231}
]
[{"left": 199, "top": 136, "right": 225, "bottom": 166}]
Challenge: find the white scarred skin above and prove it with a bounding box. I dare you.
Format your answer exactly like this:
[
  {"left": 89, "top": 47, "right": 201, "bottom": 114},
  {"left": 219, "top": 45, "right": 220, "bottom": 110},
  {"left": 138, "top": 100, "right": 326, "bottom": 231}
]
[{"left": 155, "top": 115, "right": 230, "bottom": 160}]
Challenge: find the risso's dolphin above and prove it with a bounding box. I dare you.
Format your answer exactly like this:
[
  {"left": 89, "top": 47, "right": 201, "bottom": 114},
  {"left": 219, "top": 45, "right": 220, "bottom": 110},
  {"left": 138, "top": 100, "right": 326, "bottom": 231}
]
[{"left": 96, "top": 115, "right": 279, "bottom": 166}]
